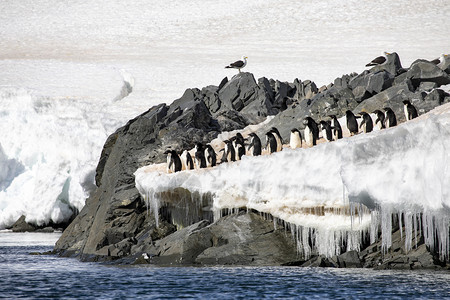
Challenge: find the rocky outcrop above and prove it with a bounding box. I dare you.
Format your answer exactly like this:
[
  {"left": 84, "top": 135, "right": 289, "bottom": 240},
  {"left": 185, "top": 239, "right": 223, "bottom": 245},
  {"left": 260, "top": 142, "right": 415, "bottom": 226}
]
[
  {"left": 128, "top": 212, "right": 298, "bottom": 266},
  {"left": 54, "top": 53, "right": 450, "bottom": 268}
]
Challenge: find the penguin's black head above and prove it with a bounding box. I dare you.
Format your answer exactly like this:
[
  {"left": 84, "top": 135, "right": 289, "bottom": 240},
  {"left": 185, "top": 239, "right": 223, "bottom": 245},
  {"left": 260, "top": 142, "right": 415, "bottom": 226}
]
[
  {"left": 402, "top": 100, "right": 411, "bottom": 105},
  {"left": 345, "top": 110, "right": 353, "bottom": 116},
  {"left": 291, "top": 128, "right": 299, "bottom": 133},
  {"left": 236, "top": 133, "right": 243, "bottom": 138},
  {"left": 383, "top": 107, "right": 391, "bottom": 112},
  {"left": 372, "top": 110, "right": 381, "bottom": 114},
  {"left": 303, "top": 117, "right": 311, "bottom": 125},
  {"left": 328, "top": 114, "right": 336, "bottom": 119}
]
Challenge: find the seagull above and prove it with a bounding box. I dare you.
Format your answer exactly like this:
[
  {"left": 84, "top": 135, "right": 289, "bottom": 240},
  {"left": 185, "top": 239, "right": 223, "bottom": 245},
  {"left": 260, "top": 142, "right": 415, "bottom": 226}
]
[
  {"left": 365, "top": 52, "right": 390, "bottom": 67},
  {"left": 225, "top": 56, "right": 248, "bottom": 73},
  {"left": 430, "top": 54, "right": 448, "bottom": 69}
]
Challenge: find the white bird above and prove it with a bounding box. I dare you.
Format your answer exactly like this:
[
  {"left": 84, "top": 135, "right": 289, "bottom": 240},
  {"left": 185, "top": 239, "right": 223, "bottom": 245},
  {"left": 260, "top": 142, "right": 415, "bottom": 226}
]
[{"left": 225, "top": 56, "right": 248, "bottom": 73}]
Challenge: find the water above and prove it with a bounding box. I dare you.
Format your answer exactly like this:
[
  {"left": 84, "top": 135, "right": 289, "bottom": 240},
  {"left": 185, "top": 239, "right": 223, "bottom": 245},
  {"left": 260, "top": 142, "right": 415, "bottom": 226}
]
[{"left": 1, "top": 232, "right": 449, "bottom": 299}]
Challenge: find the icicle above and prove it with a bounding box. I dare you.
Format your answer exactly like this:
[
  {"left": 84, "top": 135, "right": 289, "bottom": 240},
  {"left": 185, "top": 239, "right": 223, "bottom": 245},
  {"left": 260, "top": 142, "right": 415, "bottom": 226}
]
[
  {"left": 398, "top": 211, "right": 403, "bottom": 240},
  {"left": 370, "top": 210, "right": 379, "bottom": 244},
  {"left": 381, "top": 206, "right": 392, "bottom": 254},
  {"left": 413, "top": 212, "right": 418, "bottom": 249},
  {"left": 404, "top": 211, "right": 412, "bottom": 252}
]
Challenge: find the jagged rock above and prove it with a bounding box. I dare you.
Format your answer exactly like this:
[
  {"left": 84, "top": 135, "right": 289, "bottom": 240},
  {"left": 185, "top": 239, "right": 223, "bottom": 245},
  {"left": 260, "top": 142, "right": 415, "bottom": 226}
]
[
  {"left": 11, "top": 215, "right": 37, "bottom": 232},
  {"left": 337, "top": 250, "right": 363, "bottom": 268},
  {"left": 406, "top": 59, "right": 450, "bottom": 88},
  {"left": 349, "top": 70, "right": 394, "bottom": 100}
]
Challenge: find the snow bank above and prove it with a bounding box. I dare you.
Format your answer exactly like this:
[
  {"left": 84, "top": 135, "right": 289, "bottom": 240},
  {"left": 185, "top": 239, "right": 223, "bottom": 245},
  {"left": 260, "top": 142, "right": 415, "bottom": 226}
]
[
  {"left": 135, "top": 103, "right": 450, "bottom": 258},
  {"left": 0, "top": 87, "right": 125, "bottom": 228}
]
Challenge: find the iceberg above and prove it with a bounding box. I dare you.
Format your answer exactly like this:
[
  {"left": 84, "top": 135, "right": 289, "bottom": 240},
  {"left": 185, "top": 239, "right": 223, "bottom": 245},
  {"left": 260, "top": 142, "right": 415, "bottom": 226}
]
[{"left": 135, "top": 103, "right": 450, "bottom": 260}]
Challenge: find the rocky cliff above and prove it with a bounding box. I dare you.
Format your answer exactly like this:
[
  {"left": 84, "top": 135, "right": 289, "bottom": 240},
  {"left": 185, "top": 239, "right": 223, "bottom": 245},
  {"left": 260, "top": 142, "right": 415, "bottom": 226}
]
[{"left": 54, "top": 53, "right": 450, "bottom": 269}]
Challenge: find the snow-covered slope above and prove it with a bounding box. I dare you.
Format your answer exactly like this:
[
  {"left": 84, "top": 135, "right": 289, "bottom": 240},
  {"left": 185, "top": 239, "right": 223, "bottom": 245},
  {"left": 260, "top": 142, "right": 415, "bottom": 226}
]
[
  {"left": 1, "top": 0, "right": 449, "bottom": 228},
  {"left": 135, "top": 103, "right": 450, "bottom": 259}
]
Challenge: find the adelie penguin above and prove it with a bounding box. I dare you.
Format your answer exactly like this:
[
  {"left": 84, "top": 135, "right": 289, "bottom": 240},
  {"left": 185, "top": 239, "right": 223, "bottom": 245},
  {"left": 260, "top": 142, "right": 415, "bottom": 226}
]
[
  {"left": 180, "top": 150, "right": 194, "bottom": 170},
  {"left": 403, "top": 100, "right": 418, "bottom": 121},
  {"left": 383, "top": 107, "right": 397, "bottom": 128},
  {"left": 265, "top": 131, "right": 278, "bottom": 154},
  {"left": 328, "top": 115, "right": 343, "bottom": 140},
  {"left": 345, "top": 110, "right": 359, "bottom": 136},
  {"left": 232, "top": 133, "right": 245, "bottom": 160},
  {"left": 358, "top": 112, "right": 373, "bottom": 133},
  {"left": 303, "top": 117, "right": 319, "bottom": 147},
  {"left": 270, "top": 127, "right": 284, "bottom": 152},
  {"left": 289, "top": 128, "right": 302, "bottom": 149},
  {"left": 373, "top": 110, "right": 386, "bottom": 129},
  {"left": 247, "top": 133, "right": 262, "bottom": 156},
  {"left": 165, "top": 149, "right": 182, "bottom": 173},
  {"left": 319, "top": 121, "right": 333, "bottom": 142},
  {"left": 194, "top": 143, "right": 207, "bottom": 169},
  {"left": 204, "top": 144, "right": 217, "bottom": 167},
  {"left": 223, "top": 139, "right": 236, "bottom": 162}
]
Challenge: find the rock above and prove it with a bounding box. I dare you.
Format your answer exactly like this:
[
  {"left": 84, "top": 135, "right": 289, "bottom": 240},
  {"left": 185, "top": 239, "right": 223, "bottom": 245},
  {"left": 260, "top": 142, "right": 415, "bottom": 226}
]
[
  {"left": 366, "top": 52, "right": 403, "bottom": 76},
  {"left": 337, "top": 250, "right": 362, "bottom": 268},
  {"left": 301, "top": 255, "right": 337, "bottom": 268},
  {"left": 54, "top": 73, "right": 276, "bottom": 262},
  {"left": 406, "top": 59, "right": 450, "bottom": 88},
  {"left": 349, "top": 70, "right": 394, "bottom": 98},
  {"left": 131, "top": 212, "right": 299, "bottom": 266},
  {"left": 11, "top": 215, "right": 37, "bottom": 232},
  {"left": 194, "top": 212, "right": 298, "bottom": 265}
]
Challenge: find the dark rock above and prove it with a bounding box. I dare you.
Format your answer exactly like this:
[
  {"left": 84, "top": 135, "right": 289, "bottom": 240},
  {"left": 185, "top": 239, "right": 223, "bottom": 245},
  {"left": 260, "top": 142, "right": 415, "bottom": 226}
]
[
  {"left": 366, "top": 52, "right": 403, "bottom": 76},
  {"left": 419, "top": 81, "right": 438, "bottom": 92},
  {"left": 131, "top": 212, "right": 298, "bottom": 266},
  {"left": 349, "top": 70, "right": 394, "bottom": 98},
  {"left": 301, "top": 255, "right": 337, "bottom": 268},
  {"left": 406, "top": 59, "right": 450, "bottom": 88},
  {"left": 11, "top": 215, "right": 37, "bottom": 232},
  {"left": 337, "top": 250, "right": 362, "bottom": 268}
]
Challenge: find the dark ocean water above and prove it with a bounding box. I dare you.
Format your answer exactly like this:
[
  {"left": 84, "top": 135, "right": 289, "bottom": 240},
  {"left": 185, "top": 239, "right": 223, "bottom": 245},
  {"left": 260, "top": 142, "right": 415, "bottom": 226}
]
[{"left": 1, "top": 232, "right": 449, "bottom": 299}]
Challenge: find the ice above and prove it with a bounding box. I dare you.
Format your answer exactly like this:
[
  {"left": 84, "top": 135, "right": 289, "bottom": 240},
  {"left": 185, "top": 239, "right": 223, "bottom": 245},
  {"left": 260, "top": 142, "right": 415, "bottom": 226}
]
[
  {"left": 135, "top": 104, "right": 450, "bottom": 258},
  {"left": 1, "top": 0, "right": 449, "bottom": 232}
]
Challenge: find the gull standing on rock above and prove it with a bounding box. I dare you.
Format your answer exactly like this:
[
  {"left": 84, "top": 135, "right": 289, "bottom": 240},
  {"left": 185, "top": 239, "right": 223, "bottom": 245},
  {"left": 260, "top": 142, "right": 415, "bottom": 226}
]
[
  {"left": 225, "top": 56, "right": 248, "bottom": 73},
  {"left": 366, "top": 52, "right": 390, "bottom": 67}
]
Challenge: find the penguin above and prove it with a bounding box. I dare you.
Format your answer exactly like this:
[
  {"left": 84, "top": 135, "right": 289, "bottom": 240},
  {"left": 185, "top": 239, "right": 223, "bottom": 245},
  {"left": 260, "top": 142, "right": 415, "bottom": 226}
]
[
  {"left": 265, "top": 131, "right": 278, "bottom": 154},
  {"left": 180, "top": 150, "right": 194, "bottom": 170},
  {"left": 289, "top": 128, "right": 302, "bottom": 149},
  {"left": 346, "top": 110, "right": 359, "bottom": 136},
  {"left": 231, "top": 133, "right": 246, "bottom": 160},
  {"left": 328, "top": 115, "right": 343, "bottom": 140},
  {"left": 224, "top": 139, "right": 236, "bottom": 162},
  {"left": 373, "top": 110, "right": 386, "bottom": 130},
  {"left": 204, "top": 144, "right": 217, "bottom": 167},
  {"left": 359, "top": 112, "right": 373, "bottom": 133},
  {"left": 383, "top": 107, "right": 397, "bottom": 128},
  {"left": 219, "top": 148, "right": 227, "bottom": 163},
  {"left": 403, "top": 100, "right": 418, "bottom": 121},
  {"left": 247, "top": 133, "right": 262, "bottom": 156},
  {"left": 165, "top": 149, "right": 182, "bottom": 173},
  {"left": 319, "top": 120, "right": 333, "bottom": 142},
  {"left": 194, "top": 143, "right": 207, "bottom": 169},
  {"left": 270, "top": 127, "right": 284, "bottom": 152},
  {"left": 303, "top": 117, "right": 319, "bottom": 147}
]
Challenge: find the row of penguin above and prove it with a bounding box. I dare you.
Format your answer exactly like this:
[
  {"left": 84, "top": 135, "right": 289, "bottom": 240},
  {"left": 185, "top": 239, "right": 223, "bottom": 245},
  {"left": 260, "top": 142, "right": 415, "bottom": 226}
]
[{"left": 165, "top": 100, "right": 419, "bottom": 173}]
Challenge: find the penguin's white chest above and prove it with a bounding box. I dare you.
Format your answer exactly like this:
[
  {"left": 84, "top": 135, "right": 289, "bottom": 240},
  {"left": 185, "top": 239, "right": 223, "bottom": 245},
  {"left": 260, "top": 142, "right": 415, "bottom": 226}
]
[
  {"left": 304, "top": 126, "right": 313, "bottom": 146},
  {"left": 290, "top": 132, "right": 302, "bottom": 149}
]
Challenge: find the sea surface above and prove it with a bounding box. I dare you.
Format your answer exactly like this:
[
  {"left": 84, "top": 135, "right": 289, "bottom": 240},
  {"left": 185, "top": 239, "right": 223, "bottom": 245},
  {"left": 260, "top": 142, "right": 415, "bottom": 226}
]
[{"left": 1, "top": 232, "right": 449, "bottom": 299}]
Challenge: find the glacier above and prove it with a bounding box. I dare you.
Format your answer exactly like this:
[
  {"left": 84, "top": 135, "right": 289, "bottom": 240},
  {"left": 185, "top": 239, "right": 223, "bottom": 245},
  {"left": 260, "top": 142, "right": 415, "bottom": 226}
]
[{"left": 135, "top": 103, "right": 450, "bottom": 259}]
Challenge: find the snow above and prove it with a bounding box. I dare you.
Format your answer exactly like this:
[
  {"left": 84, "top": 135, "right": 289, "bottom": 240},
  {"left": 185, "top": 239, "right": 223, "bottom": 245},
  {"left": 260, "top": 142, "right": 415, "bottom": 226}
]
[
  {"left": 135, "top": 103, "right": 450, "bottom": 258},
  {"left": 1, "top": 0, "right": 449, "bottom": 233}
]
